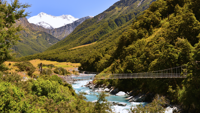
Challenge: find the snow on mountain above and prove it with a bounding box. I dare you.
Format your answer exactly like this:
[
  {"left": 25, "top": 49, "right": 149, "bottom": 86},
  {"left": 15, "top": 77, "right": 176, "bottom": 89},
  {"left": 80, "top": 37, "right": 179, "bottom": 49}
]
[
  {"left": 28, "top": 12, "right": 79, "bottom": 29},
  {"left": 36, "top": 21, "right": 54, "bottom": 29}
]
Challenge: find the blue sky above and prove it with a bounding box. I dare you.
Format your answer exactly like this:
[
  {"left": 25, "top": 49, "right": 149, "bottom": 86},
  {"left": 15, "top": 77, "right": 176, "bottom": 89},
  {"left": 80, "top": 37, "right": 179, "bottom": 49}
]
[{"left": 17, "top": 0, "right": 119, "bottom": 18}]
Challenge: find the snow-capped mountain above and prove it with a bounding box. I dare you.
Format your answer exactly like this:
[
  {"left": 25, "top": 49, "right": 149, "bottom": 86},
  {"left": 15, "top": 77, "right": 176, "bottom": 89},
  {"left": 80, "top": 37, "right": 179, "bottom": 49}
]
[{"left": 28, "top": 12, "right": 79, "bottom": 29}]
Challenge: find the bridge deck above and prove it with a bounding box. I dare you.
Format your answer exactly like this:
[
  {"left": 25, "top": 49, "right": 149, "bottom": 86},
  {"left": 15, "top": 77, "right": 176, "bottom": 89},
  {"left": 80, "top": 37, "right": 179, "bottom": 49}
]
[{"left": 62, "top": 73, "right": 186, "bottom": 82}]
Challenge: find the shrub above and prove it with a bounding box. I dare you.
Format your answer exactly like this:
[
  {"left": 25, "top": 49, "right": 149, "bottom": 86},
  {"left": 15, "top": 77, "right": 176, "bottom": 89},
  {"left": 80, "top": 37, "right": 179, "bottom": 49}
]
[
  {"left": 1, "top": 73, "right": 22, "bottom": 83},
  {"left": 130, "top": 95, "right": 169, "bottom": 112},
  {"left": 42, "top": 69, "right": 53, "bottom": 75},
  {"left": 0, "top": 82, "right": 26, "bottom": 112},
  {"left": 15, "top": 61, "right": 36, "bottom": 76},
  {"left": 54, "top": 67, "right": 70, "bottom": 75},
  {"left": 50, "top": 75, "right": 63, "bottom": 84}
]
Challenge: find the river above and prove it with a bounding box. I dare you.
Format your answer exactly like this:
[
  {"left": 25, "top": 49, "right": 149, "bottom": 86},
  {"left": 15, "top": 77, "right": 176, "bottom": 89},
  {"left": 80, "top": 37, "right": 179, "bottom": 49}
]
[{"left": 71, "top": 75, "right": 174, "bottom": 113}]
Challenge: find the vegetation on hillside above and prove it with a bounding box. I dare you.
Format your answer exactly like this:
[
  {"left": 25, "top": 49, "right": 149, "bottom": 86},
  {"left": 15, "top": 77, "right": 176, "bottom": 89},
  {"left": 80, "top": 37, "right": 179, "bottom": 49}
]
[
  {"left": 19, "top": 0, "right": 156, "bottom": 62},
  {"left": 79, "top": 0, "right": 200, "bottom": 112},
  {"left": 13, "top": 26, "right": 60, "bottom": 57}
]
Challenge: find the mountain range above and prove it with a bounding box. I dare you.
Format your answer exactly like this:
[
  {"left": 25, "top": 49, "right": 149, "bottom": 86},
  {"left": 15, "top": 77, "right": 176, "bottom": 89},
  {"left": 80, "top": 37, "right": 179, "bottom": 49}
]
[
  {"left": 14, "top": 13, "right": 92, "bottom": 57},
  {"left": 20, "top": 0, "right": 156, "bottom": 62}
]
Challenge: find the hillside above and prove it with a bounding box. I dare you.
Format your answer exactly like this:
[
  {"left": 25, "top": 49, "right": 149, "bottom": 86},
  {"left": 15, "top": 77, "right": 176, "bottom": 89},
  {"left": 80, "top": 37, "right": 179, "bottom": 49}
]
[
  {"left": 46, "top": 0, "right": 155, "bottom": 51},
  {"left": 13, "top": 16, "right": 92, "bottom": 57},
  {"left": 20, "top": 0, "right": 156, "bottom": 62},
  {"left": 12, "top": 18, "right": 59, "bottom": 57},
  {"left": 79, "top": 0, "right": 200, "bottom": 112}
]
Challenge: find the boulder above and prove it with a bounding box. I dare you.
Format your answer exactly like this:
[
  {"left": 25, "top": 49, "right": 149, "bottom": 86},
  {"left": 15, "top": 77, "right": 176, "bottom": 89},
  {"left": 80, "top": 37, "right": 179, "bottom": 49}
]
[
  {"left": 129, "top": 94, "right": 146, "bottom": 102},
  {"left": 126, "top": 96, "right": 133, "bottom": 100},
  {"left": 118, "top": 102, "right": 127, "bottom": 106},
  {"left": 116, "top": 91, "right": 126, "bottom": 96},
  {"left": 104, "top": 88, "right": 110, "bottom": 92},
  {"left": 89, "top": 85, "right": 94, "bottom": 89},
  {"left": 112, "top": 102, "right": 118, "bottom": 105},
  {"left": 95, "top": 88, "right": 104, "bottom": 92},
  {"left": 110, "top": 88, "right": 119, "bottom": 94},
  {"left": 135, "top": 95, "right": 145, "bottom": 102},
  {"left": 112, "top": 102, "right": 127, "bottom": 106}
]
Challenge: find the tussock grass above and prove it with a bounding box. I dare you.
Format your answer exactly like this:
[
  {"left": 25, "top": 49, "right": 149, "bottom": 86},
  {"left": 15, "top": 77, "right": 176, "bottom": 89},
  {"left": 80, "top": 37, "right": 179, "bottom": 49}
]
[{"left": 4, "top": 59, "right": 80, "bottom": 77}]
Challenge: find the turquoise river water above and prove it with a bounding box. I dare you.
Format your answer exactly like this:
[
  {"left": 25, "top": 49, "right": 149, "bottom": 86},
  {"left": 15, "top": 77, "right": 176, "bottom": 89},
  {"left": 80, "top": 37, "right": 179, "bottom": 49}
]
[{"left": 71, "top": 75, "right": 174, "bottom": 113}]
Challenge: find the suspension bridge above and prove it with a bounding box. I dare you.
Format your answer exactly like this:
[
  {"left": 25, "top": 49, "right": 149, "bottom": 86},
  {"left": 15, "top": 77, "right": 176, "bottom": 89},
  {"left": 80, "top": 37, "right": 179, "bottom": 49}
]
[{"left": 61, "top": 65, "right": 188, "bottom": 82}]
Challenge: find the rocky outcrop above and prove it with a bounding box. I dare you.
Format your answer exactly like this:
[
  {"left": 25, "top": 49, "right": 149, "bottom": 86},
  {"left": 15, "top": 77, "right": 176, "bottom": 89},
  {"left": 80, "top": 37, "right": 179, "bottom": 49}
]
[{"left": 44, "top": 16, "right": 93, "bottom": 40}]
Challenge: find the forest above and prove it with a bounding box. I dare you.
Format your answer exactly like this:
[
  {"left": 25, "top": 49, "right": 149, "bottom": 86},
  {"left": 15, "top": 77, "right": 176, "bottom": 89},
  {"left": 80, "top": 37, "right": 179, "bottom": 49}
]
[{"left": 79, "top": 0, "right": 200, "bottom": 112}]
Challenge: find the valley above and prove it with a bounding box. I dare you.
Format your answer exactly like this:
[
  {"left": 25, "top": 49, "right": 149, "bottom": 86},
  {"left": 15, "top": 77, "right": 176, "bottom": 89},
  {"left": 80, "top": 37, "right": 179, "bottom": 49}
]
[{"left": 1, "top": 0, "right": 200, "bottom": 112}]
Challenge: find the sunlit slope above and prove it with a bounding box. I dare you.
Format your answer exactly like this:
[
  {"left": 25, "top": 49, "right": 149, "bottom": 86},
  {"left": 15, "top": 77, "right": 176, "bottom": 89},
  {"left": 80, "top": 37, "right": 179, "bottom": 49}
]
[
  {"left": 20, "top": 0, "right": 156, "bottom": 62},
  {"left": 13, "top": 18, "right": 60, "bottom": 57},
  {"left": 13, "top": 30, "right": 59, "bottom": 57},
  {"left": 46, "top": 0, "right": 156, "bottom": 51}
]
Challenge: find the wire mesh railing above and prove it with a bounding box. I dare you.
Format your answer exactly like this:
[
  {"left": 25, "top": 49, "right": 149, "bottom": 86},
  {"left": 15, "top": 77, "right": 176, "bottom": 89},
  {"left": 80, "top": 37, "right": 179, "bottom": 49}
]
[{"left": 64, "top": 65, "right": 187, "bottom": 81}]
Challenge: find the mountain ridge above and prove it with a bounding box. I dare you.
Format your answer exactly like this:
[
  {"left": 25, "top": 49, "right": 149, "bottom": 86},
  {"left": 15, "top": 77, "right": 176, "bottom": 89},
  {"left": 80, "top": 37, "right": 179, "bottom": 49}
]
[
  {"left": 28, "top": 12, "right": 79, "bottom": 29},
  {"left": 19, "top": 16, "right": 93, "bottom": 40},
  {"left": 20, "top": 0, "right": 156, "bottom": 62}
]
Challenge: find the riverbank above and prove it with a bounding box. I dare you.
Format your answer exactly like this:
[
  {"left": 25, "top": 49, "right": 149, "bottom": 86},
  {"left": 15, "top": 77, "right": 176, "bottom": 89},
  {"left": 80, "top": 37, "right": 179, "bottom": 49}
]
[{"left": 85, "top": 81, "right": 181, "bottom": 113}]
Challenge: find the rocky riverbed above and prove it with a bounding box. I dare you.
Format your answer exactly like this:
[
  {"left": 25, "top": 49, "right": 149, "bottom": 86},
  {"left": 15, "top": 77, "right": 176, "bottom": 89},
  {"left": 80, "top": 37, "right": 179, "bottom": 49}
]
[{"left": 85, "top": 81, "right": 181, "bottom": 113}]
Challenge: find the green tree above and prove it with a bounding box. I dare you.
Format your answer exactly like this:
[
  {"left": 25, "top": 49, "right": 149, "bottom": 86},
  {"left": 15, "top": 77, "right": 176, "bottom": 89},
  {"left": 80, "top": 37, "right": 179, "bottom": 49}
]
[
  {"left": 131, "top": 95, "right": 169, "bottom": 113},
  {"left": 94, "top": 92, "right": 112, "bottom": 113},
  {"left": 0, "top": 0, "right": 30, "bottom": 66}
]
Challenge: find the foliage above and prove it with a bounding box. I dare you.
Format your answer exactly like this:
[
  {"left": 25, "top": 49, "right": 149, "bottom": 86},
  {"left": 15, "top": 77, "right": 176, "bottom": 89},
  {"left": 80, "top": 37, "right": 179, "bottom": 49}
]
[
  {"left": 0, "top": 0, "right": 30, "bottom": 64},
  {"left": 93, "top": 92, "right": 112, "bottom": 113},
  {"left": 131, "top": 95, "right": 168, "bottom": 113},
  {"left": 42, "top": 68, "right": 52, "bottom": 75},
  {"left": 76, "top": 0, "right": 200, "bottom": 112},
  {"left": 1, "top": 73, "right": 22, "bottom": 83},
  {"left": 13, "top": 30, "right": 59, "bottom": 57},
  {"left": 54, "top": 67, "right": 70, "bottom": 75},
  {"left": 0, "top": 72, "right": 111, "bottom": 112},
  {"left": 0, "top": 82, "right": 26, "bottom": 112},
  {"left": 14, "top": 61, "right": 36, "bottom": 76}
]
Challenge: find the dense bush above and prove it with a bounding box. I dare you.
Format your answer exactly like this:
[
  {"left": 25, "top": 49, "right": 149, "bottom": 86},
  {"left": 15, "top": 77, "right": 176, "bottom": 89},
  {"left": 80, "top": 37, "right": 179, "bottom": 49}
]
[
  {"left": 54, "top": 67, "right": 70, "bottom": 75},
  {"left": 0, "top": 72, "right": 111, "bottom": 112},
  {"left": 131, "top": 95, "right": 169, "bottom": 112},
  {"left": 42, "top": 68, "right": 53, "bottom": 75},
  {"left": 15, "top": 61, "right": 36, "bottom": 76}
]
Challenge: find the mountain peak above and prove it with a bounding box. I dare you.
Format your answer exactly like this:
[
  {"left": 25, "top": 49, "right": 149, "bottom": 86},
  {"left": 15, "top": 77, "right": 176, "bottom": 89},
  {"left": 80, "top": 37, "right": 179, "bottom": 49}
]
[
  {"left": 28, "top": 12, "right": 79, "bottom": 29},
  {"left": 38, "top": 12, "right": 48, "bottom": 17}
]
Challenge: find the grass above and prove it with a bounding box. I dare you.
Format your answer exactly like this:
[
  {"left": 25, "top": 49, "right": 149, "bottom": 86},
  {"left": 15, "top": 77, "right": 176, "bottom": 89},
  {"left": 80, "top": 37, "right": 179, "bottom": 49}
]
[
  {"left": 4, "top": 59, "right": 81, "bottom": 78},
  {"left": 69, "top": 42, "right": 97, "bottom": 50}
]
